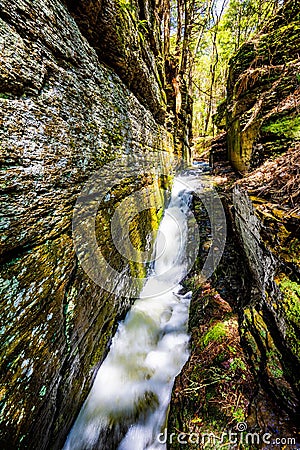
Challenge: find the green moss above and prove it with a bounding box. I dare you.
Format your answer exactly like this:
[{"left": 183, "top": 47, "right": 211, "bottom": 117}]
[
  {"left": 277, "top": 276, "right": 300, "bottom": 357},
  {"left": 279, "top": 276, "right": 300, "bottom": 299},
  {"left": 262, "top": 115, "right": 300, "bottom": 139},
  {"left": 267, "top": 354, "right": 284, "bottom": 379},
  {"left": 232, "top": 407, "right": 245, "bottom": 422},
  {"left": 278, "top": 276, "right": 300, "bottom": 330},
  {"left": 202, "top": 322, "right": 228, "bottom": 347}
]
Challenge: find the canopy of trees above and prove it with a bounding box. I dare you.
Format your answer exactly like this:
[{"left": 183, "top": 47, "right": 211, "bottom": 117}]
[{"left": 160, "top": 0, "right": 285, "bottom": 143}]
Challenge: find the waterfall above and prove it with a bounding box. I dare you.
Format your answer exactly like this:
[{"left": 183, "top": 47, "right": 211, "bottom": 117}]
[{"left": 63, "top": 175, "right": 197, "bottom": 450}]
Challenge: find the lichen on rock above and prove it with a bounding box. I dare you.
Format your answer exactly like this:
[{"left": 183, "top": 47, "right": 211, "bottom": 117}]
[{"left": 0, "top": 0, "right": 181, "bottom": 448}]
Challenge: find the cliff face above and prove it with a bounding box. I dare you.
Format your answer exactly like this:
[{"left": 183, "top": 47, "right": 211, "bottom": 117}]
[
  {"left": 0, "top": 1, "right": 179, "bottom": 448},
  {"left": 224, "top": 0, "right": 300, "bottom": 172},
  {"left": 220, "top": 0, "right": 300, "bottom": 413},
  {"left": 64, "top": 0, "right": 167, "bottom": 123},
  {"left": 168, "top": 182, "right": 300, "bottom": 447},
  {"left": 232, "top": 185, "right": 300, "bottom": 413},
  {"left": 168, "top": 1, "right": 300, "bottom": 444}
]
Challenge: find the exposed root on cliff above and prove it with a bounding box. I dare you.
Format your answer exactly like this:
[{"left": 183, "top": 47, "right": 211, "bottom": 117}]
[{"left": 236, "top": 144, "right": 300, "bottom": 215}]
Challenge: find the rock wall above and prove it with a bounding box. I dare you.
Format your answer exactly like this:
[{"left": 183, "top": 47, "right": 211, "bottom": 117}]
[
  {"left": 168, "top": 0, "right": 300, "bottom": 443},
  {"left": 63, "top": 0, "right": 167, "bottom": 124},
  {"left": 213, "top": 0, "right": 300, "bottom": 412},
  {"left": 223, "top": 0, "right": 300, "bottom": 172},
  {"left": 232, "top": 186, "right": 300, "bottom": 415},
  {"left": 0, "top": 0, "right": 177, "bottom": 448},
  {"left": 167, "top": 183, "right": 300, "bottom": 446}
]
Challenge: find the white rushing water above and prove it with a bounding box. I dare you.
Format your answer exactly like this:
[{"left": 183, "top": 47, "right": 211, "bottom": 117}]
[{"left": 63, "top": 176, "right": 196, "bottom": 450}]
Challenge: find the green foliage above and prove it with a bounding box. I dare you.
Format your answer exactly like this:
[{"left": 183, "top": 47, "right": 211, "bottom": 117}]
[
  {"left": 137, "top": 20, "right": 148, "bottom": 42},
  {"left": 232, "top": 407, "right": 245, "bottom": 422},
  {"left": 192, "top": 0, "right": 281, "bottom": 140},
  {"left": 117, "top": 0, "right": 148, "bottom": 44},
  {"left": 118, "top": 0, "right": 136, "bottom": 14}
]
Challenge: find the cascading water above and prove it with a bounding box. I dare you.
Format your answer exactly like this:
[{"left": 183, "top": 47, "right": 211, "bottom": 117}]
[{"left": 63, "top": 175, "right": 199, "bottom": 450}]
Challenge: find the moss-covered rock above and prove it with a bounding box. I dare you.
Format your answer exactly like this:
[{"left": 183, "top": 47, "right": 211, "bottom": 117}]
[
  {"left": 232, "top": 187, "right": 300, "bottom": 414},
  {"left": 202, "top": 1, "right": 300, "bottom": 441},
  {"left": 216, "top": 0, "right": 300, "bottom": 172},
  {"left": 0, "top": 0, "right": 178, "bottom": 448},
  {"left": 168, "top": 281, "right": 256, "bottom": 449},
  {"left": 64, "top": 0, "right": 167, "bottom": 123}
]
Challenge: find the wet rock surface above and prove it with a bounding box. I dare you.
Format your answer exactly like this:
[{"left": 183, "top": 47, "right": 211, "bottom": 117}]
[{"left": 0, "top": 0, "right": 176, "bottom": 448}]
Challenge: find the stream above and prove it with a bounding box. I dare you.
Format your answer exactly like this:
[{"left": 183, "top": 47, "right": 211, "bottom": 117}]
[{"left": 63, "top": 171, "right": 203, "bottom": 450}]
